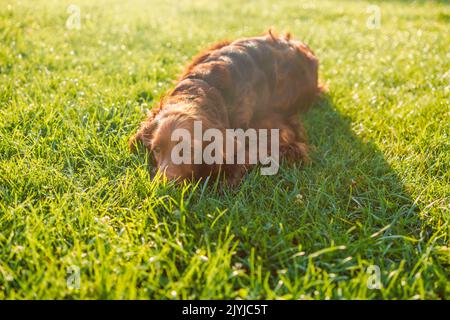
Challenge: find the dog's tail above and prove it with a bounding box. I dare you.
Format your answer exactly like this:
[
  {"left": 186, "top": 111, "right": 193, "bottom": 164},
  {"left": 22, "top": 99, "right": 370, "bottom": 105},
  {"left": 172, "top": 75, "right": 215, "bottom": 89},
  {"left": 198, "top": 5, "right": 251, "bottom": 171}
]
[
  {"left": 267, "top": 27, "right": 292, "bottom": 42},
  {"left": 267, "top": 27, "right": 326, "bottom": 98}
]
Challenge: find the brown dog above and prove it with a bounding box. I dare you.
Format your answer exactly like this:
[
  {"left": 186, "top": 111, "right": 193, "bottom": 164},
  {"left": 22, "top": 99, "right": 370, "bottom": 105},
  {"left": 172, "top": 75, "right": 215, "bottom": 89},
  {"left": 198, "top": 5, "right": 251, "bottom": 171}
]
[{"left": 130, "top": 30, "right": 323, "bottom": 185}]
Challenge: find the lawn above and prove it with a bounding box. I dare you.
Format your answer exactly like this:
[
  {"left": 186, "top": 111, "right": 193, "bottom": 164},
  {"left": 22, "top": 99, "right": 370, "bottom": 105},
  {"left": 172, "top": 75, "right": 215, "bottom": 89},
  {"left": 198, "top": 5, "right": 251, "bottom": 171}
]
[{"left": 0, "top": 0, "right": 449, "bottom": 299}]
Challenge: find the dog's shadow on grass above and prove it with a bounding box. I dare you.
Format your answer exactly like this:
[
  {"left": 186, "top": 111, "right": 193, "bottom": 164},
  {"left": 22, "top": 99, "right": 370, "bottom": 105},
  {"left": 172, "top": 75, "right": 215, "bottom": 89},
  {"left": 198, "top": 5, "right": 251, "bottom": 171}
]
[{"left": 179, "top": 94, "right": 426, "bottom": 291}]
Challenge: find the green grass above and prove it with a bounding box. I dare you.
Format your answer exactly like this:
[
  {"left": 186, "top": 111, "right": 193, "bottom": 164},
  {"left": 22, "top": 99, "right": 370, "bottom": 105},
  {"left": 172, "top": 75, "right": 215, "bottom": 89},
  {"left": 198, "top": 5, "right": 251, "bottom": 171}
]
[{"left": 0, "top": 0, "right": 449, "bottom": 299}]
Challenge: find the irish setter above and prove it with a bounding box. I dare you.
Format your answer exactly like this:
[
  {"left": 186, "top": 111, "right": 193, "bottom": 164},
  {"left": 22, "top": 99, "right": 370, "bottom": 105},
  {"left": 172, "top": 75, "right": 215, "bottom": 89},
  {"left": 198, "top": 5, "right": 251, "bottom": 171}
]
[{"left": 130, "top": 30, "right": 323, "bottom": 186}]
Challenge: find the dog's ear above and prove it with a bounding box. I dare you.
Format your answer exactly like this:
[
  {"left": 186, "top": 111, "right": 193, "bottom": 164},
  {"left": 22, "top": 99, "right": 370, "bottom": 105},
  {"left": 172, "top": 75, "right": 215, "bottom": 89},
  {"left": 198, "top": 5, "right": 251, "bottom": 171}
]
[
  {"left": 129, "top": 127, "right": 151, "bottom": 154},
  {"left": 129, "top": 122, "right": 159, "bottom": 170},
  {"left": 129, "top": 130, "right": 144, "bottom": 154},
  {"left": 129, "top": 120, "right": 157, "bottom": 154}
]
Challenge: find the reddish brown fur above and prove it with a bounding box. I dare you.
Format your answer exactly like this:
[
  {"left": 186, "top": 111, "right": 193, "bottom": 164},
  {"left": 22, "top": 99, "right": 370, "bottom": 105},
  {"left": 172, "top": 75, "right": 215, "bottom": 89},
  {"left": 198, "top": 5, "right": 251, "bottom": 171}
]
[{"left": 130, "top": 31, "right": 323, "bottom": 185}]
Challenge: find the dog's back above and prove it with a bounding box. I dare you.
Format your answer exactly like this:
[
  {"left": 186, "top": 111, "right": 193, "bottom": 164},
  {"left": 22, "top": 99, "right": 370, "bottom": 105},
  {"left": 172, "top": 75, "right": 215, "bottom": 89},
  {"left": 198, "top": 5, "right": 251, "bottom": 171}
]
[{"left": 176, "top": 32, "right": 322, "bottom": 128}]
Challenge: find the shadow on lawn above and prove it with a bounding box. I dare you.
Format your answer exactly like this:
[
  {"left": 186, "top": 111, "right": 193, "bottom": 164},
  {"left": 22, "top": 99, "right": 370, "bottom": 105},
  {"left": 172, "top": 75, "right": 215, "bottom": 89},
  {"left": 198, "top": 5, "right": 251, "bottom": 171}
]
[
  {"left": 300, "top": 94, "right": 421, "bottom": 244},
  {"left": 201, "top": 93, "right": 428, "bottom": 296}
]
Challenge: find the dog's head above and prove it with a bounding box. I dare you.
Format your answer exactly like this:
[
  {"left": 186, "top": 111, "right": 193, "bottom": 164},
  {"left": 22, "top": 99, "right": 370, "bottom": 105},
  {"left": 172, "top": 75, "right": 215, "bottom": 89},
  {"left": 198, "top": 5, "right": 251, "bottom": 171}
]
[{"left": 129, "top": 104, "right": 225, "bottom": 182}]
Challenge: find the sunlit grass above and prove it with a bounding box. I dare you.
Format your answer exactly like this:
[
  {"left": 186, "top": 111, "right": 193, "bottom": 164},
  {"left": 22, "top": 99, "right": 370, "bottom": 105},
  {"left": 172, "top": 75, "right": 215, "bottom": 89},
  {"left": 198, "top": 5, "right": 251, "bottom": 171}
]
[{"left": 0, "top": 0, "right": 448, "bottom": 299}]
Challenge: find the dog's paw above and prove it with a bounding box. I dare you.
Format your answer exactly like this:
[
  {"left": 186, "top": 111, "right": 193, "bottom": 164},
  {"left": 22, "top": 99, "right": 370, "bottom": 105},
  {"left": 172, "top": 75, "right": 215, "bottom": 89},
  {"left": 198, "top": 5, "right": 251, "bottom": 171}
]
[
  {"left": 280, "top": 142, "right": 310, "bottom": 165},
  {"left": 224, "top": 164, "right": 248, "bottom": 187}
]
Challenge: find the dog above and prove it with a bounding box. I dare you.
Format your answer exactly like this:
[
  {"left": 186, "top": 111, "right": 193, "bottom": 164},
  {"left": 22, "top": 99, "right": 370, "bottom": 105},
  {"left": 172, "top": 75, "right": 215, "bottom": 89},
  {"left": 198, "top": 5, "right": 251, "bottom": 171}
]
[{"left": 130, "top": 30, "right": 323, "bottom": 186}]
